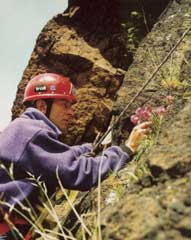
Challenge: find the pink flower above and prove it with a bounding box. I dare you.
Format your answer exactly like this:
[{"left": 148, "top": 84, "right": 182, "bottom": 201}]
[
  {"left": 130, "top": 104, "right": 168, "bottom": 125},
  {"left": 154, "top": 106, "right": 166, "bottom": 115},
  {"left": 142, "top": 110, "right": 150, "bottom": 121},
  {"left": 131, "top": 105, "right": 152, "bottom": 124},
  {"left": 130, "top": 115, "right": 139, "bottom": 125},
  {"left": 144, "top": 105, "right": 152, "bottom": 113},
  {"left": 142, "top": 106, "right": 152, "bottom": 121},
  {"left": 135, "top": 107, "right": 143, "bottom": 118}
]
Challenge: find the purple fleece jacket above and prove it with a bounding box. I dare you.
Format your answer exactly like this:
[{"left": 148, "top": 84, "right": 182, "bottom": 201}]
[{"left": 0, "top": 108, "right": 131, "bottom": 210}]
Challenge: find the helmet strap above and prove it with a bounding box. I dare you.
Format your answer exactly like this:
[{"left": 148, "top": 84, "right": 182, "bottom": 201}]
[
  {"left": 45, "top": 99, "right": 53, "bottom": 118},
  {"left": 24, "top": 100, "right": 36, "bottom": 108}
]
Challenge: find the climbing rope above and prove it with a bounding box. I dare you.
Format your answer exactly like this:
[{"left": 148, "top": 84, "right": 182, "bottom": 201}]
[{"left": 92, "top": 26, "right": 191, "bottom": 153}]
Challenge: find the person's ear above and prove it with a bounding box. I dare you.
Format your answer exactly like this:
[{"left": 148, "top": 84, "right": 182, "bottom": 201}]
[{"left": 36, "top": 99, "right": 47, "bottom": 114}]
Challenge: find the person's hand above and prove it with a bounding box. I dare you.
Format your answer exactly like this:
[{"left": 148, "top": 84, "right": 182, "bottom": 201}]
[{"left": 125, "top": 121, "right": 152, "bottom": 153}]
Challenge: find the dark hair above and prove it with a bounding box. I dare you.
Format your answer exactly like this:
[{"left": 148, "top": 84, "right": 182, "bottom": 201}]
[
  {"left": 24, "top": 99, "right": 54, "bottom": 118},
  {"left": 23, "top": 100, "right": 36, "bottom": 108}
]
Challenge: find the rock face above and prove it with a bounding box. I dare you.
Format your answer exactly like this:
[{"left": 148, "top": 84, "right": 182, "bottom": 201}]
[
  {"left": 11, "top": 0, "right": 169, "bottom": 145},
  {"left": 11, "top": 0, "right": 191, "bottom": 239},
  {"left": 100, "top": 0, "right": 191, "bottom": 239}
]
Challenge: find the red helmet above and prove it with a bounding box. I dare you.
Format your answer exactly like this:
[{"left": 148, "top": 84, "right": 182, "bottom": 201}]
[{"left": 23, "top": 73, "right": 77, "bottom": 103}]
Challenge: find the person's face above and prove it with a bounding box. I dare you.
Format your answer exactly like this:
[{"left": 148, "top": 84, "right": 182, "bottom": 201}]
[{"left": 49, "top": 99, "right": 74, "bottom": 132}]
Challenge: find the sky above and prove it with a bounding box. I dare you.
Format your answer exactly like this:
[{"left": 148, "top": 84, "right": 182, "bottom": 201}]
[{"left": 0, "top": 0, "right": 68, "bottom": 129}]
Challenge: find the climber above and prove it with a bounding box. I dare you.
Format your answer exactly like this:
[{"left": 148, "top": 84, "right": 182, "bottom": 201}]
[{"left": 0, "top": 73, "right": 151, "bottom": 239}]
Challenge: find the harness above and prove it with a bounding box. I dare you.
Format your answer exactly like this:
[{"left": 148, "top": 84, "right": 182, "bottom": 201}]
[{"left": 0, "top": 213, "right": 32, "bottom": 240}]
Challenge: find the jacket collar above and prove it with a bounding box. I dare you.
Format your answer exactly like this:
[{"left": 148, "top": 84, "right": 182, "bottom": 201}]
[{"left": 21, "top": 107, "right": 62, "bottom": 136}]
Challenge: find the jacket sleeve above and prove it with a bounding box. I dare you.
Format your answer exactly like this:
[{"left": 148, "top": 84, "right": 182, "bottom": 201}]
[
  {"left": 0, "top": 179, "right": 34, "bottom": 210},
  {"left": 19, "top": 130, "right": 132, "bottom": 191}
]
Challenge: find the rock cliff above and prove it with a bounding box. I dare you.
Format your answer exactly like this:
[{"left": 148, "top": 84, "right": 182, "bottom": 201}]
[{"left": 12, "top": 0, "right": 191, "bottom": 239}]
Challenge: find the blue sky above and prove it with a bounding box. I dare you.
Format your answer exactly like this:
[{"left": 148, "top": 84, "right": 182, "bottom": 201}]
[{"left": 0, "top": 0, "right": 68, "bottom": 129}]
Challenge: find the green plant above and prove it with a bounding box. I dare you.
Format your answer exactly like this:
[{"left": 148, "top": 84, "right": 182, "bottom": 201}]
[
  {"left": 0, "top": 162, "right": 80, "bottom": 239},
  {"left": 121, "top": 10, "right": 143, "bottom": 52}
]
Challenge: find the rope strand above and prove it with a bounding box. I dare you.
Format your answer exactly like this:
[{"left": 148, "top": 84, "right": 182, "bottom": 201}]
[{"left": 92, "top": 26, "right": 191, "bottom": 153}]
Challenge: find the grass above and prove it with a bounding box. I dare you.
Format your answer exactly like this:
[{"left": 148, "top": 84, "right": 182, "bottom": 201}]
[
  {"left": 0, "top": 164, "right": 78, "bottom": 239},
  {"left": 0, "top": 152, "right": 109, "bottom": 240}
]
